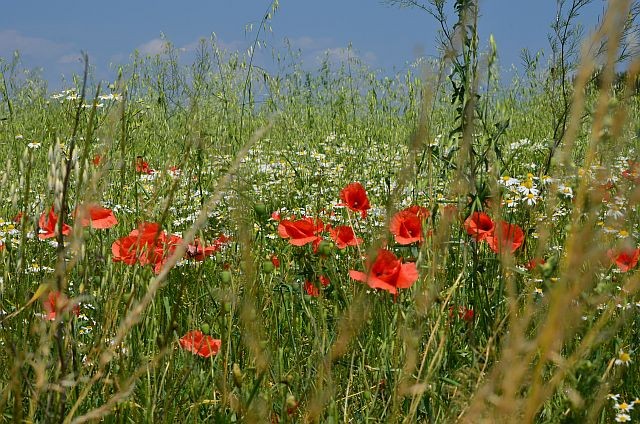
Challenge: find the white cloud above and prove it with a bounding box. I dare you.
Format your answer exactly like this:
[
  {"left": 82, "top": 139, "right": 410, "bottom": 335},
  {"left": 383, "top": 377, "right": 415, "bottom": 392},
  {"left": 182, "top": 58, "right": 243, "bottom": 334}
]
[
  {"left": 179, "top": 39, "right": 204, "bottom": 53},
  {"left": 174, "top": 36, "right": 244, "bottom": 55},
  {"left": 137, "top": 38, "right": 169, "bottom": 56},
  {"left": 319, "top": 46, "right": 378, "bottom": 66},
  {"left": 0, "top": 29, "right": 73, "bottom": 59},
  {"left": 216, "top": 38, "right": 244, "bottom": 52},
  {"left": 286, "top": 36, "right": 333, "bottom": 50},
  {"left": 136, "top": 36, "right": 244, "bottom": 56},
  {"left": 282, "top": 36, "right": 378, "bottom": 67},
  {"left": 108, "top": 52, "right": 126, "bottom": 64}
]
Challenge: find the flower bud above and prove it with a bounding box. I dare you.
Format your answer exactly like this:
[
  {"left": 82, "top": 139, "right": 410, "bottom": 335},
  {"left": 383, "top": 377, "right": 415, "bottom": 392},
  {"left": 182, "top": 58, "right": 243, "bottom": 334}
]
[
  {"left": 232, "top": 363, "right": 243, "bottom": 388},
  {"left": 221, "top": 271, "right": 232, "bottom": 284},
  {"left": 283, "top": 374, "right": 294, "bottom": 385},
  {"left": 253, "top": 202, "right": 267, "bottom": 218},
  {"left": 318, "top": 240, "right": 333, "bottom": 256},
  {"left": 286, "top": 394, "right": 298, "bottom": 411},
  {"left": 262, "top": 260, "right": 275, "bottom": 274}
]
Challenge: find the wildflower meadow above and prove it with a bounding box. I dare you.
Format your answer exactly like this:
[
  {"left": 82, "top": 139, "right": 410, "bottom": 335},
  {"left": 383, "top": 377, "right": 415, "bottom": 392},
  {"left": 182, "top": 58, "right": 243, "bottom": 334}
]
[{"left": 1, "top": 1, "right": 640, "bottom": 422}]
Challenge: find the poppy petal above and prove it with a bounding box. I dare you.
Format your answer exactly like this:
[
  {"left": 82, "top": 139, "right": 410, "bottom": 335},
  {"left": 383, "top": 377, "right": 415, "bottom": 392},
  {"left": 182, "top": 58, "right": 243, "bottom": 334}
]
[{"left": 396, "top": 263, "right": 419, "bottom": 288}]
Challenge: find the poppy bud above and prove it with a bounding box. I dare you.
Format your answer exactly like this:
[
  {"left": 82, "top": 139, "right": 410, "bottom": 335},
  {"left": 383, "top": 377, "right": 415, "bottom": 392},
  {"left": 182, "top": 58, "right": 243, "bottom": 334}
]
[
  {"left": 286, "top": 394, "right": 298, "bottom": 410},
  {"left": 201, "top": 323, "right": 210, "bottom": 334},
  {"left": 221, "top": 271, "right": 232, "bottom": 284},
  {"left": 363, "top": 390, "right": 372, "bottom": 400},
  {"left": 253, "top": 202, "right": 267, "bottom": 217},
  {"left": 232, "top": 363, "right": 243, "bottom": 388},
  {"left": 223, "top": 302, "right": 232, "bottom": 313},
  {"left": 318, "top": 240, "right": 333, "bottom": 256},
  {"left": 262, "top": 260, "right": 275, "bottom": 274},
  {"left": 541, "top": 255, "right": 557, "bottom": 278}
]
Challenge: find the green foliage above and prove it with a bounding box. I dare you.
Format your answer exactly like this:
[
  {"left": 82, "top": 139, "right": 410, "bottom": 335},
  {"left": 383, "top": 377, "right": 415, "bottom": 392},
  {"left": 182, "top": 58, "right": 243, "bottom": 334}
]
[{"left": 1, "top": 2, "right": 640, "bottom": 422}]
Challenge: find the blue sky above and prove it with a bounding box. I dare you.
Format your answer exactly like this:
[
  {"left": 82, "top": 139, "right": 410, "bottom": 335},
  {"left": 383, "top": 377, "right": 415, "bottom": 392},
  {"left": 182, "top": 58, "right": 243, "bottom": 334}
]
[{"left": 0, "top": 1, "right": 604, "bottom": 88}]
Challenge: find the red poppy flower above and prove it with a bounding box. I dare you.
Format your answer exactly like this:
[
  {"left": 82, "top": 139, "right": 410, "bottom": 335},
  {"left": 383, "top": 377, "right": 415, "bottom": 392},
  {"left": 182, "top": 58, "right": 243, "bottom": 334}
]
[
  {"left": 179, "top": 330, "right": 222, "bottom": 358},
  {"left": 286, "top": 397, "right": 299, "bottom": 416},
  {"left": 485, "top": 221, "right": 525, "bottom": 254},
  {"left": 113, "top": 223, "right": 223, "bottom": 274},
  {"left": 270, "top": 254, "right": 280, "bottom": 268},
  {"left": 464, "top": 212, "right": 495, "bottom": 242},
  {"left": 42, "top": 291, "right": 80, "bottom": 321},
  {"left": 76, "top": 203, "right": 118, "bottom": 229},
  {"left": 38, "top": 208, "right": 72, "bottom": 240},
  {"left": 329, "top": 225, "right": 362, "bottom": 249},
  {"left": 278, "top": 217, "right": 324, "bottom": 247},
  {"left": 271, "top": 211, "right": 281, "bottom": 221},
  {"left": 111, "top": 222, "right": 163, "bottom": 266},
  {"left": 184, "top": 240, "right": 214, "bottom": 261},
  {"left": 608, "top": 247, "right": 640, "bottom": 272},
  {"left": 92, "top": 154, "right": 102, "bottom": 166},
  {"left": 525, "top": 257, "right": 546, "bottom": 271},
  {"left": 304, "top": 275, "right": 330, "bottom": 297},
  {"left": 153, "top": 233, "right": 184, "bottom": 273},
  {"left": 622, "top": 160, "right": 640, "bottom": 182},
  {"left": 129, "top": 222, "right": 163, "bottom": 245},
  {"left": 449, "top": 305, "right": 474, "bottom": 321},
  {"left": 339, "top": 182, "right": 370, "bottom": 218},
  {"left": 349, "top": 249, "right": 419, "bottom": 295},
  {"left": 135, "top": 225, "right": 167, "bottom": 266},
  {"left": 185, "top": 235, "right": 227, "bottom": 261},
  {"left": 111, "top": 234, "right": 141, "bottom": 265},
  {"left": 601, "top": 181, "right": 615, "bottom": 191},
  {"left": 406, "top": 205, "right": 430, "bottom": 218},
  {"left": 135, "top": 156, "right": 154, "bottom": 174},
  {"left": 13, "top": 211, "right": 24, "bottom": 223},
  {"left": 390, "top": 206, "right": 429, "bottom": 245},
  {"left": 459, "top": 306, "right": 474, "bottom": 322},
  {"left": 304, "top": 280, "right": 320, "bottom": 297}
]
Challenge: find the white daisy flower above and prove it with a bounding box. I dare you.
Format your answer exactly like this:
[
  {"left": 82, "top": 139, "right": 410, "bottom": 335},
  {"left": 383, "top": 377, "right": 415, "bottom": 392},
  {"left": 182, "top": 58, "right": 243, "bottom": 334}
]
[
  {"left": 500, "top": 176, "right": 520, "bottom": 187},
  {"left": 615, "top": 350, "right": 632, "bottom": 366},
  {"left": 615, "top": 413, "right": 631, "bottom": 422},
  {"left": 615, "top": 401, "right": 634, "bottom": 412}
]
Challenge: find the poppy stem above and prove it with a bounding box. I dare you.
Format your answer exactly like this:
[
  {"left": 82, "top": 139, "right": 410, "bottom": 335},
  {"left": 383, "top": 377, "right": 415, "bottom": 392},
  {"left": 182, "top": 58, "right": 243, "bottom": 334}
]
[{"left": 245, "top": 372, "right": 265, "bottom": 409}]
